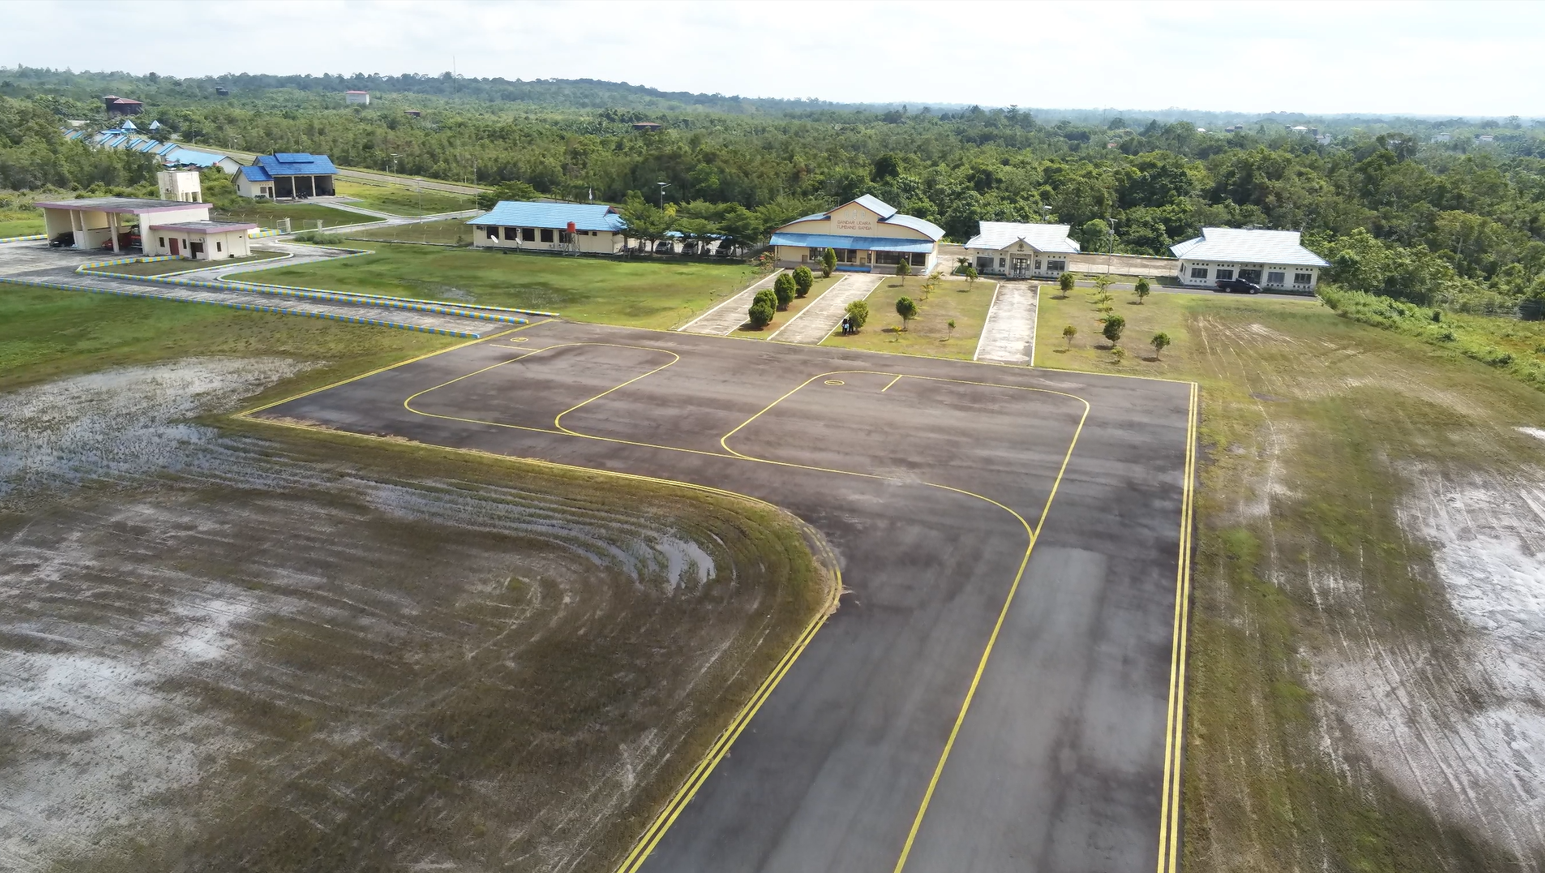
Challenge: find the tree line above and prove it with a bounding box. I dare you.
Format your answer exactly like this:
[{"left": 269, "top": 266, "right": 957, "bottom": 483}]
[{"left": 5, "top": 69, "right": 1545, "bottom": 311}]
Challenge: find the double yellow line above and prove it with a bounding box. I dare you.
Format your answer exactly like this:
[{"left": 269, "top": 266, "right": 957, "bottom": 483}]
[{"left": 1155, "top": 381, "right": 1199, "bottom": 873}]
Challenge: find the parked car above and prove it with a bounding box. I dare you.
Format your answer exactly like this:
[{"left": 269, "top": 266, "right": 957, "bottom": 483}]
[
  {"left": 1215, "top": 277, "right": 1261, "bottom": 294},
  {"left": 680, "top": 240, "right": 700, "bottom": 256},
  {"left": 653, "top": 240, "right": 675, "bottom": 255},
  {"left": 49, "top": 232, "right": 74, "bottom": 248}
]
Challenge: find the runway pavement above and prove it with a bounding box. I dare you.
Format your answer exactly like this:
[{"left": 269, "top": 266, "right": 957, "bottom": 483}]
[{"left": 251, "top": 320, "right": 1197, "bottom": 873}]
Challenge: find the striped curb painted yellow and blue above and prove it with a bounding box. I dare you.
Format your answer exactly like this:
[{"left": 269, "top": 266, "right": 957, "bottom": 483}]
[
  {"left": 0, "top": 234, "right": 48, "bottom": 244},
  {"left": 0, "top": 274, "right": 486, "bottom": 338}
]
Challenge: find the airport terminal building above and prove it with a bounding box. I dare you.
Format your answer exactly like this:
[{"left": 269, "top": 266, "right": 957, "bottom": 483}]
[{"left": 769, "top": 195, "right": 943, "bottom": 273}]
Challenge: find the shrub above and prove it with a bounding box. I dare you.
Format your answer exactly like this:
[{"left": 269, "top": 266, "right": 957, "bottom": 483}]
[
  {"left": 753, "top": 288, "right": 777, "bottom": 312},
  {"left": 773, "top": 273, "right": 797, "bottom": 309},
  {"left": 748, "top": 298, "right": 774, "bottom": 329},
  {"left": 793, "top": 266, "right": 814, "bottom": 297},
  {"left": 1135, "top": 277, "right": 1151, "bottom": 303},
  {"left": 895, "top": 296, "right": 918, "bottom": 329},
  {"left": 1151, "top": 331, "right": 1171, "bottom": 358},
  {"left": 845, "top": 299, "right": 869, "bottom": 329},
  {"left": 821, "top": 247, "right": 837, "bottom": 278},
  {"left": 1063, "top": 324, "right": 1077, "bottom": 347},
  {"left": 293, "top": 231, "right": 344, "bottom": 245},
  {"left": 1058, "top": 272, "right": 1075, "bottom": 295},
  {"left": 1102, "top": 314, "right": 1126, "bottom": 345}
]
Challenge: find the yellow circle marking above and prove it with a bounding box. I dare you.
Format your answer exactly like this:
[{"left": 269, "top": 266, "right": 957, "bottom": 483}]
[
  {"left": 511, "top": 337, "right": 530, "bottom": 343},
  {"left": 824, "top": 379, "right": 845, "bottom": 386}
]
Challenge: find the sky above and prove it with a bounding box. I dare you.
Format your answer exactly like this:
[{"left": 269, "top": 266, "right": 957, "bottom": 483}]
[{"left": 7, "top": 0, "right": 1544, "bottom": 118}]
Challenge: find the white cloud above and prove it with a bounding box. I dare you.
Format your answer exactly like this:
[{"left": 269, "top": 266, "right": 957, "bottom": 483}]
[{"left": 5, "top": 0, "right": 1542, "bottom": 117}]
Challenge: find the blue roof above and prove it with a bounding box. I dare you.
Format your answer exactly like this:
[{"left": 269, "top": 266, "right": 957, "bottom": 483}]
[
  {"left": 254, "top": 153, "right": 338, "bottom": 176},
  {"left": 769, "top": 232, "right": 936, "bottom": 253},
  {"left": 467, "top": 201, "right": 626, "bottom": 232},
  {"left": 240, "top": 165, "right": 274, "bottom": 182}
]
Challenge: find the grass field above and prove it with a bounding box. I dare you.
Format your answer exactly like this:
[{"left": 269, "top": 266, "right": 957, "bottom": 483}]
[
  {"left": 334, "top": 178, "right": 476, "bottom": 216},
  {"left": 1037, "top": 290, "right": 1545, "bottom": 871},
  {"left": 821, "top": 276, "right": 996, "bottom": 360},
  {"left": 212, "top": 200, "right": 365, "bottom": 230},
  {"left": 0, "top": 287, "right": 826, "bottom": 872},
  {"left": 92, "top": 251, "right": 287, "bottom": 277},
  {"left": 0, "top": 214, "right": 44, "bottom": 237},
  {"left": 737, "top": 275, "right": 841, "bottom": 337},
  {"left": 250, "top": 243, "right": 757, "bottom": 329},
  {"left": 347, "top": 216, "right": 473, "bottom": 246}
]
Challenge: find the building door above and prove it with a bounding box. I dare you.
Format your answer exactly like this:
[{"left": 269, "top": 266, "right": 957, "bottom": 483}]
[
  {"left": 1011, "top": 256, "right": 1030, "bottom": 277},
  {"left": 169, "top": 238, "right": 180, "bottom": 257},
  {"left": 1239, "top": 268, "right": 1262, "bottom": 283}
]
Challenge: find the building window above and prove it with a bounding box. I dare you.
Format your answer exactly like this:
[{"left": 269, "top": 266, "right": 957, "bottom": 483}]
[
  {"left": 874, "top": 251, "right": 901, "bottom": 265},
  {"left": 976, "top": 256, "right": 995, "bottom": 272},
  {"left": 504, "top": 227, "right": 519, "bottom": 241},
  {"left": 998, "top": 258, "right": 1006, "bottom": 268},
  {"left": 809, "top": 248, "right": 823, "bottom": 261},
  {"left": 158, "top": 237, "right": 165, "bottom": 247},
  {"left": 216, "top": 241, "right": 222, "bottom": 253},
  {"left": 843, "top": 249, "right": 858, "bottom": 263},
  {"left": 1190, "top": 267, "right": 1209, "bottom": 279},
  {"left": 1295, "top": 273, "right": 1313, "bottom": 285},
  {"left": 559, "top": 231, "right": 574, "bottom": 244},
  {"left": 486, "top": 227, "right": 498, "bottom": 240},
  {"left": 540, "top": 228, "right": 554, "bottom": 243},
  {"left": 1046, "top": 259, "right": 1066, "bottom": 273},
  {"left": 909, "top": 252, "right": 927, "bottom": 267},
  {"left": 1267, "top": 271, "right": 1285, "bottom": 285},
  {"left": 521, "top": 228, "right": 536, "bottom": 242},
  {"left": 1215, "top": 268, "right": 1234, "bottom": 281}
]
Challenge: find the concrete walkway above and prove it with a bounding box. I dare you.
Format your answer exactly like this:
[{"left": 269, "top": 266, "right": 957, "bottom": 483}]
[
  {"left": 768, "top": 274, "right": 884, "bottom": 344},
  {"left": 974, "top": 282, "right": 1039, "bottom": 365},
  {"left": 678, "top": 272, "right": 781, "bottom": 335}
]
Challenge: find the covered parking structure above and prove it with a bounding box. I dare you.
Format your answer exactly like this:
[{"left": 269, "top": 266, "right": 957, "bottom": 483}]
[{"left": 35, "top": 197, "right": 214, "bottom": 254}]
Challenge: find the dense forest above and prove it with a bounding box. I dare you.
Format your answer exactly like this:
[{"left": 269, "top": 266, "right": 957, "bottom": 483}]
[{"left": 4, "top": 67, "right": 1545, "bottom": 311}]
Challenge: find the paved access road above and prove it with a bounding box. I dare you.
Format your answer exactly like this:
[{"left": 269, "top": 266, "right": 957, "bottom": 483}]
[
  {"left": 255, "top": 320, "right": 1196, "bottom": 873},
  {"left": 769, "top": 274, "right": 884, "bottom": 344}
]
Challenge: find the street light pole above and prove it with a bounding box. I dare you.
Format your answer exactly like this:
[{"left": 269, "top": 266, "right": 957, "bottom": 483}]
[
  {"left": 1107, "top": 217, "right": 1117, "bottom": 275},
  {"left": 657, "top": 181, "right": 670, "bottom": 210},
  {"left": 1042, "top": 205, "right": 1051, "bottom": 223}
]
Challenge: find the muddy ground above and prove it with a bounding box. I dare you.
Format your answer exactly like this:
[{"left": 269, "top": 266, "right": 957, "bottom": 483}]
[{"left": 0, "top": 359, "right": 824, "bottom": 872}]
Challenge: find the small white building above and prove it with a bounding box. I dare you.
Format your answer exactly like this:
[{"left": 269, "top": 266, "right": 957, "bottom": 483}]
[
  {"left": 345, "top": 90, "right": 370, "bottom": 105},
  {"left": 35, "top": 197, "right": 213, "bottom": 254},
  {"left": 157, "top": 170, "right": 203, "bottom": 203},
  {"left": 1170, "top": 227, "right": 1329, "bottom": 293},
  {"left": 236, "top": 153, "right": 339, "bottom": 199},
  {"left": 963, "top": 221, "right": 1080, "bottom": 279},
  {"left": 145, "top": 221, "right": 257, "bottom": 260},
  {"left": 768, "top": 195, "right": 943, "bottom": 274},
  {"left": 466, "top": 201, "right": 628, "bottom": 255}
]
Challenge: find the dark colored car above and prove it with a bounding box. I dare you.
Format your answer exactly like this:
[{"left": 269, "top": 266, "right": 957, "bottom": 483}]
[
  {"left": 49, "top": 232, "right": 75, "bottom": 248},
  {"left": 1215, "top": 277, "right": 1261, "bottom": 294}
]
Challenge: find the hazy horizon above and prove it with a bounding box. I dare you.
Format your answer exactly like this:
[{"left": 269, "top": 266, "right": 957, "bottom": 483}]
[{"left": 9, "top": 0, "right": 1545, "bottom": 118}]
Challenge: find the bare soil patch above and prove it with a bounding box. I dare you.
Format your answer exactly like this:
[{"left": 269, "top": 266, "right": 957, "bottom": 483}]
[{"left": 0, "top": 359, "right": 825, "bottom": 872}]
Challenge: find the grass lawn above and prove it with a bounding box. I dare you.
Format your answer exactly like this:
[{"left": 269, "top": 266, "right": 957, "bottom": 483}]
[
  {"left": 0, "top": 281, "right": 456, "bottom": 398},
  {"left": 821, "top": 276, "right": 996, "bottom": 360},
  {"left": 0, "top": 214, "right": 45, "bottom": 237},
  {"left": 93, "top": 251, "right": 287, "bottom": 277},
  {"left": 0, "top": 284, "right": 826, "bottom": 873},
  {"left": 1036, "top": 290, "right": 1545, "bottom": 872},
  {"left": 250, "top": 243, "right": 757, "bottom": 329},
  {"left": 737, "top": 275, "right": 841, "bottom": 338},
  {"left": 348, "top": 217, "right": 474, "bottom": 246},
  {"left": 334, "top": 179, "right": 475, "bottom": 216},
  {"left": 212, "top": 200, "right": 365, "bottom": 231}
]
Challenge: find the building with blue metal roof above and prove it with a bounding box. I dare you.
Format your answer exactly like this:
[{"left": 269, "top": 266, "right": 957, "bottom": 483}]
[
  {"left": 769, "top": 195, "right": 944, "bottom": 273},
  {"left": 235, "top": 153, "right": 339, "bottom": 199},
  {"left": 467, "top": 200, "right": 629, "bottom": 255}
]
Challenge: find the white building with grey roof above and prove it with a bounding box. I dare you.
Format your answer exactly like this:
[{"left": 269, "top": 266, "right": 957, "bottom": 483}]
[
  {"left": 1170, "top": 227, "right": 1330, "bottom": 293},
  {"left": 963, "top": 221, "right": 1081, "bottom": 279}
]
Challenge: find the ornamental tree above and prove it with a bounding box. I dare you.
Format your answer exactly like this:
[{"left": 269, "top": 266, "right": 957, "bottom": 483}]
[
  {"left": 793, "top": 265, "right": 814, "bottom": 297},
  {"left": 895, "top": 296, "right": 918, "bottom": 330},
  {"left": 773, "top": 272, "right": 796, "bottom": 310}
]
